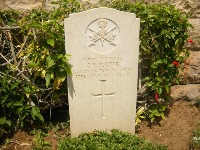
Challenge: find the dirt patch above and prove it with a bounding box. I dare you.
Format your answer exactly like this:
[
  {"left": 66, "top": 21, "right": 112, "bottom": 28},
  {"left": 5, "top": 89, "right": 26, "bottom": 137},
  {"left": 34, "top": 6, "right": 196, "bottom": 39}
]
[
  {"left": 0, "top": 131, "right": 34, "bottom": 150},
  {"left": 0, "top": 100, "right": 199, "bottom": 150},
  {"left": 0, "top": 130, "right": 59, "bottom": 150},
  {"left": 137, "top": 100, "right": 200, "bottom": 150}
]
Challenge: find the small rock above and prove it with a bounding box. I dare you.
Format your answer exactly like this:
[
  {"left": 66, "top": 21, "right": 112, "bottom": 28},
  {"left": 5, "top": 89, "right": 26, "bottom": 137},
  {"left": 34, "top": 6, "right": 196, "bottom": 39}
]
[{"left": 171, "top": 84, "right": 200, "bottom": 101}]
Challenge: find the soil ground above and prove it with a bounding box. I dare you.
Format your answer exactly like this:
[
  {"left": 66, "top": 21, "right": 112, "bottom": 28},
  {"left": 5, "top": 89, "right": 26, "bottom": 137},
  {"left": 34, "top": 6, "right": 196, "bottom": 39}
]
[
  {"left": 0, "top": 100, "right": 200, "bottom": 150},
  {"left": 137, "top": 100, "right": 200, "bottom": 150}
]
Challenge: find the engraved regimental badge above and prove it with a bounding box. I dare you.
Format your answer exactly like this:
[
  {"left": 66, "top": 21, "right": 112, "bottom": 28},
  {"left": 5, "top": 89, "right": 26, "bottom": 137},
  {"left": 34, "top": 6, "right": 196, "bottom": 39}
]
[{"left": 86, "top": 18, "right": 120, "bottom": 54}]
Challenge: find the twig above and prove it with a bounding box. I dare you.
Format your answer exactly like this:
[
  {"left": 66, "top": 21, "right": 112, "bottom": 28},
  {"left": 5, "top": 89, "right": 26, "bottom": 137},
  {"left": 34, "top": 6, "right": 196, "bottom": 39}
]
[
  {"left": 0, "top": 53, "right": 28, "bottom": 82},
  {"left": 7, "top": 31, "right": 18, "bottom": 65},
  {"left": 0, "top": 71, "right": 20, "bottom": 81},
  {"left": 39, "top": 104, "right": 52, "bottom": 111},
  {"left": 16, "top": 34, "right": 29, "bottom": 67},
  {"left": 16, "top": 34, "right": 29, "bottom": 57},
  {"left": 0, "top": 58, "right": 14, "bottom": 66},
  {"left": 42, "top": 91, "right": 53, "bottom": 102},
  {"left": 0, "top": 52, "right": 14, "bottom": 66},
  {"left": 28, "top": 97, "right": 36, "bottom": 107},
  {"left": 10, "top": 140, "right": 31, "bottom": 146},
  {"left": 32, "top": 28, "right": 37, "bottom": 41},
  {"left": 0, "top": 35, "right": 6, "bottom": 53},
  {"left": 0, "top": 52, "right": 52, "bottom": 91},
  {"left": 0, "top": 26, "right": 21, "bottom": 30},
  {"left": 0, "top": 30, "right": 30, "bottom": 66}
]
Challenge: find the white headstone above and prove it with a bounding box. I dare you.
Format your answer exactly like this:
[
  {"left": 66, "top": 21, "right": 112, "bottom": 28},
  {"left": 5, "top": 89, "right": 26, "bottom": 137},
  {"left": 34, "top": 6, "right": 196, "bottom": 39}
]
[{"left": 64, "top": 7, "right": 140, "bottom": 137}]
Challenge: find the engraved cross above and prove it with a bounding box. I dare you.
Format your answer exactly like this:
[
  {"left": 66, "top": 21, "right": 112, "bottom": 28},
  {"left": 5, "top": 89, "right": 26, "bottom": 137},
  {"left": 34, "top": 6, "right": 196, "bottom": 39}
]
[{"left": 92, "top": 80, "right": 115, "bottom": 118}]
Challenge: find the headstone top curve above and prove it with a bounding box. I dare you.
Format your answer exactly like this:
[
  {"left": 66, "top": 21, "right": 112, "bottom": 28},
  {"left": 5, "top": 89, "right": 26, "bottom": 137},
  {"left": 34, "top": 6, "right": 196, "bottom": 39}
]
[{"left": 67, "top": 7, "right": 137, "bottom": 19}]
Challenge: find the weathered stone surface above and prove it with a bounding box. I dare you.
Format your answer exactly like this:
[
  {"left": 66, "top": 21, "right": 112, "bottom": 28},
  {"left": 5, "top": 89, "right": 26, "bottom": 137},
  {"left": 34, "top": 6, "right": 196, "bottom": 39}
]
[
  {"left": 179, "top": 51, "right": 200, "bottom": 84},
  {"left": 81, "top": 0, "right": 98, "bottom": 3},
  {"left": 0, "top": 0, "right": 11, "bottom": 10},
  {"left": 187, "top": 19, "right": 200, "bottom": 50},
  {"left": 171, "top": 84, "right": 200, "bottom": 101},
  {"left": 144, "top": 0, "right": 200, "bottom": 18},
  {"left": 65, "top": 7, "right": 140, "bottom": 137},
  {"left": 1, "top": 0, "right": 200, "bottom": 18},
  {"left": 3, "top": 0, "right": 43, "bottom": 10},
  {"left": 144, "top": 0, "right": 171, "bottom": 3},
  {"left": 172, "top": 0, "right": 200, "bottom": 18}
]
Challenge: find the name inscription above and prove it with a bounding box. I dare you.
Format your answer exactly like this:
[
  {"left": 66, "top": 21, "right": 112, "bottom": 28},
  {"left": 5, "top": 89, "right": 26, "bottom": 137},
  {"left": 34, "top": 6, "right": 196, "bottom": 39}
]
[{"left": 73, "top": 57, "right": 134, "bottom": 79}]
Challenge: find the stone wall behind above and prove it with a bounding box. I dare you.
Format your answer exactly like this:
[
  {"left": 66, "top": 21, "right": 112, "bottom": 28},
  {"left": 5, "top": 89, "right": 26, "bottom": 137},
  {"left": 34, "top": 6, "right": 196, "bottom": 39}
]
[
  {"left": 1, "top": 0, "right": 199, "bottom": 101},
  {"left": 153, "top": 0, "right": 200, "bottom": 101}
]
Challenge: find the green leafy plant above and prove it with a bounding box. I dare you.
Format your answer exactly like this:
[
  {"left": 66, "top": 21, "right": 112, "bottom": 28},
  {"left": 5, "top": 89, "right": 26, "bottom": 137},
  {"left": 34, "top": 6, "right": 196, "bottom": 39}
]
[
  {"left": 58, "top": 129, "right": 167, "bottom": 150},
  {"left": 0, "top": 0, "right": 79, "bottom": 139},
  {"left": 148, "top": 104, "right": 167, "bottom": 122},
  {"left": 135, "top": 106, "right": 145, "bottom": 125},
  {"left": 101, "top": 0, "right": 192, "bottom": 122},
  {"left": 32, "top": 129, "right": 52, "bottom": 150},
  {"left": 47, "top": 121, "right": 70, "bottom": 137},
  {"left": 191, "top": 122, "right": 200, "bottom": 149}
]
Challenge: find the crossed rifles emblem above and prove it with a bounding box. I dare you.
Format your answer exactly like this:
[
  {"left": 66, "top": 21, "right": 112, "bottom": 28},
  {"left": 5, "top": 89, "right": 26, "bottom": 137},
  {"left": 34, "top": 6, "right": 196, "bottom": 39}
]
[{"left": 88, "top": 18, "right": 117, "bottom": 47}]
